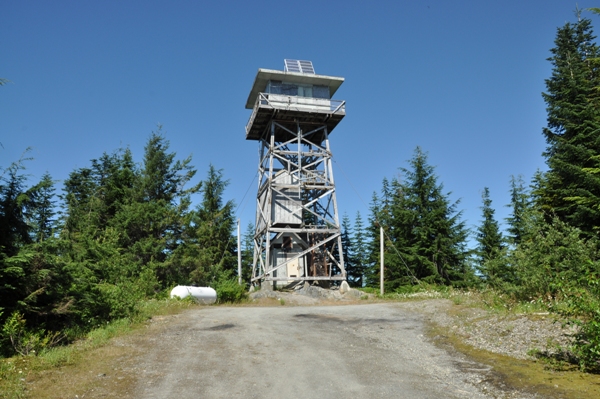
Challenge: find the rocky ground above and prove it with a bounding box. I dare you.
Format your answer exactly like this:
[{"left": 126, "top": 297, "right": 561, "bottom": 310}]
[{"left": 400, "top": 299, "right": 575, "bottom": 361}]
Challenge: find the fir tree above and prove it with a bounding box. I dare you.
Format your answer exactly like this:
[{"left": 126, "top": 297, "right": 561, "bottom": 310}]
[
  {"left": 365, "top": 191, "right": 382, "bottom": 287},
  {"left": 505, "top": 175, "right": 530, "bottom": 246},
  {"left": 26, "top": 173, "right": 57, "bottom": 243},
  {"left": 185, "top": 165, "right": 236, "bottom": 286},
  {"left": 541, "top": 15, "right": 600, "bottom": 236},
  {"left": 0, "top": 155, "right": 33, "bottom": 256},
  {"left": 240, "top": 222, "right": 254, "bottom": 285},
  {"left": 475, "top": 187, "right": 505, "bottom": 282},
  {"left": 121, "top": 130, "right": 200, "bottom": 273},
  {"left": 388, "top": 147, "right": 470, "bottom": 287},
  {"left": 476, "top": 187, "right": 503, "bottom": 262},
  {"left": 352, "top": 211, "right": 368, "bottom": 287},
  {"left": 340, "top": 213, "right": 355, "bottom": 284}
]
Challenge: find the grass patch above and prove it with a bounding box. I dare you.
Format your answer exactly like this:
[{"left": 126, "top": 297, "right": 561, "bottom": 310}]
[{"left": 0, "top": 298, "right": 195, "bottom": 399}]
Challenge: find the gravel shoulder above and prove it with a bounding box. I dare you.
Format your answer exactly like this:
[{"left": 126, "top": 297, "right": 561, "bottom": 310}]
[{"left": 397, "top": 299, "right": 574, "bottom": 360}]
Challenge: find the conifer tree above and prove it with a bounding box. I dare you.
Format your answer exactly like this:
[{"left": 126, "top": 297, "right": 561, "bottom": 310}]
[
  {"left": 541, "top": 15, "right": 600, "bottom": 236},
  {"left": 181, "top": 165, "right": 236, "bottom": 286},
  {"left": 26, "top": 173, "right": 57, "bottom": 243},
  {"left": 365, "top": 191, "right": 383, "bottom": 287},
  {"left": 505, "top": 175, "right": 530, "bottom": 246},
  {"left": 120, "top": 130, "right": 200, "bottom": 273},
  {"left": 352, "top": 211, "right": 368, "bottom": 287},
  {"left": 476, "top": 187, "right": 503, "bottom": 262},
  {"left": 388, "top": 147, "right": 470, "bottom": 287},
  {"left": 0, "top": 156, "right": 33, "bottom": 256},
  {"left": 340, "top": 213, "right": 355, "bottom": 284},
  {"left": 475, "top": 187, "right": 506, "bottom": 283},
  {"left": 0, "top": 157, "right": 73, "bottom": 352},
  {"left": 240, "top": 222, "right": 254, "bottom": 285}
]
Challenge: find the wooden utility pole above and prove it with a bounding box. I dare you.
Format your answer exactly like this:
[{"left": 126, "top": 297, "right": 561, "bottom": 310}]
[
  {"left": 237, "top": 219, "right": 242, "bottom": 285},
  {"left": 380, "top": 226, "right": 384, "bottom": 296}
]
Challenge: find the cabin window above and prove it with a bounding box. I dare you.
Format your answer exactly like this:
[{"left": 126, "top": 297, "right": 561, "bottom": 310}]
[
  {"left": 313, "top": 85, "right": 329, "bottom": 99},
  {"left": 266, "top": 81, "right": 330, "bottom": 99}
]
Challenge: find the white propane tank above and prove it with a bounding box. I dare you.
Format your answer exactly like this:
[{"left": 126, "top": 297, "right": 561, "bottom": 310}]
[{"left": 170, "top": 286, "right": 217, "bottom": 304}]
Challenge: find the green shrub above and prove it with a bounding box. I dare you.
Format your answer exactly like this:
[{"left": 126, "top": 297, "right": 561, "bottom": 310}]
[
  {"left": 1, "top": 312, "right": 62, "bottom": 356},
  {"left": 512, "top": 216, "right": 598, "bottom": 301},
  {"left": 214, "top": 278, "right": 247, "bottom": 303},
  {"left": 549, "top": 262, "right": 600, "bottom": 372}
]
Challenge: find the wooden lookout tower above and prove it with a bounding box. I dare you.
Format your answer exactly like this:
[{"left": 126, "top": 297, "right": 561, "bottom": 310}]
[{"left": 245, "top": 59, "right": 347, "bottom": 288}]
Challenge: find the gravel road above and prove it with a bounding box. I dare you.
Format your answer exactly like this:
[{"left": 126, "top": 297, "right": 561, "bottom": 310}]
[{"left": 129, "top": 303, "right": 536, "bottom": 399}]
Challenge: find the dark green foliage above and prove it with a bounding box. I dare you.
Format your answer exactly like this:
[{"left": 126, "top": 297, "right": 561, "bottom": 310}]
[
  {"left": 476, "top": 187, "right": 503, "bottom": 261},
  {"left": 475, "top": 187, "right": 507, "bottom": 285},
  {"left": 335, "top": 211, "right": 369, "bottom": 287},
  {"left": 166, "top": 164, "right": 236, "bottom": 287},
  {"left": 214, "top": 277, "right": 247, "bottom": 303},
  {"left": 0, "top": 154, "right": 33, "bottom": 256},
  {"left": 0, "top": 165, "right": 74, "bottom": 355},
  {"left": 141, "top": 127, "right": 199, "bottom": 204},
  {"left": 391, "top": 148, "right": 470, "bottom": 287},
  {"left": 364, "top": 191, "right": 385, "bottom": 287},
  {"left": 0, "top": 129, "right": 239, "bottom": 357},
  {"left": 540, "top": 16, "right": 600, "bottom": 237},
  {"left": 190, "top": 165, "right": 236, "bottom": 284},
  {"left": 351, "top": 211, "right": 368, "bottom": 287},
  {"left": 519, "top": 14, "right": 600, "bottom": 370},
  {"left": 506, "top": 211, "right": 600, "bottom": 371},
  {"left": 512, "top": 214, "right": 598, "bottom": 301},
  {"left": 26, "top": 173, "right": 57, "bottom": 243},
  {"left": 555, "top": 264, "right": 600, "bottom": 372},
  {"left": 339, "top": 214, "right": 354, "bottom": 283},
  {"left": 366, "top": 147, "right": 471, "bottom": 290},
  {"left": 505, "top": 175, "right": 530, "bottom": 246},
  {"left": 240, "top": 222, "right": 254, "bottom": 286}
]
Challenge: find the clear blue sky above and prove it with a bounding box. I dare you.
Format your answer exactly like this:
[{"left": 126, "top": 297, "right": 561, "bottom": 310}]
[{"left": 2, "top": 1, "right": 597, "bottom": 245}]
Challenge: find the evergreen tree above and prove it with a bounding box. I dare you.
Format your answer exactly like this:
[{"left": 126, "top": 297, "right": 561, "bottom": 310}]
[
  {"left": 384, "top": 176, "right": 416, "bottom": 288},
  {"left": 352, "top": 211, "right": 368, "bottom": 287},
  {"left": 505, "top": 175, "right": 530, "bottom": 246},
  {"left": 240, "top": 222, "right": 254, "bottom": 286},
  {"left": 140, "top": 127, "right": 198, "bottom": 204},
  {"left": 0, "top": 157, "right": 73, "bottom": 354},
  {"left": 475, "top": 187, "right": 506, "bottom": 283},
  {"left": 340, "top": 213, "right": 355, "bottom": 284},
  {"left": 365, "top": 191, "right": 383, "bottom": 287},
  {"left": 61, "top": 166, "right": 96, "bottom": 234},
  {"left": 119, "top": 130, "right": 201, "bottom": 275},
  {"left": 0, "top": 131, "right": 247, "bottom": 356},
  {"left": 476, "top": 187, "right": 503, "bottom": 263},
  {"left": 169, "top": 165, "right": 236, "bottom": 287},
  {"left": 387, "top": 147, "right": 470, "bottom": 287},
  {"left": 0, "top": 155, "right": 33, "bottom": 256},
  {"left": 541, "top": 15, "right": 600, "bottom": 236},
  {"left": 26, "top": 173, "right": 57, "bottom": 243}
]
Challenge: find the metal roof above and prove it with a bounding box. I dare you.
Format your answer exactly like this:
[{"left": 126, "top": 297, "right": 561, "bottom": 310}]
[{"left": 245, "top": 69, "right": 344, "bottom": 109}]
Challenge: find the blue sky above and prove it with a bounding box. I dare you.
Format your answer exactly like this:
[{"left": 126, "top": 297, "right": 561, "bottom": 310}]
[{"left": 2, "top": 1, "right": 597, "bottom": 245}]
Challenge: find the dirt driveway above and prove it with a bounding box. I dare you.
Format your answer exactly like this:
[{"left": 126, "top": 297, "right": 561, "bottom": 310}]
[{"left": 123, "top": 303, "right": 535, "bottom": 399}]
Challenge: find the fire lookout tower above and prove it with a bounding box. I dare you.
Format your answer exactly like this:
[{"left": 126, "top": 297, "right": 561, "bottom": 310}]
[{"left": 245, "top": 59, "right": 347, "bottom": 287}]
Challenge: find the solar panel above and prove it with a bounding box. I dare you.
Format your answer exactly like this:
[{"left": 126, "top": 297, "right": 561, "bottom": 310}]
[
  {"left": 298, "top": 60, "right": 315, "bottom": 74},
  {"left": 284, "top": 59, "right": 315, "bottom": 74}
]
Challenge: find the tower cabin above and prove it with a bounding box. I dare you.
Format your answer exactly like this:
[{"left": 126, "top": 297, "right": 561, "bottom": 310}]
[{"left": 245, "top": 59, "right": 346, "bottom": 142}]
